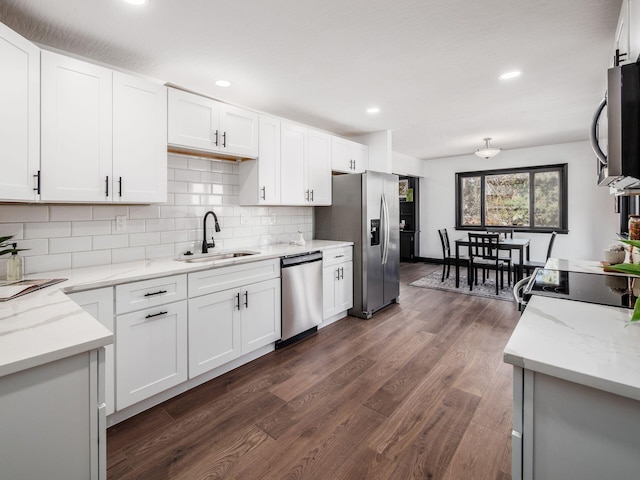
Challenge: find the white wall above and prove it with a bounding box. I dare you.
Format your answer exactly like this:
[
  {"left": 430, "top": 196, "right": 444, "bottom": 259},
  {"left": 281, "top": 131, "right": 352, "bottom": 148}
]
[
  {"left": 0, "top": 153, "right": 312, "bottom": 275},
  {"left": 421, "top": 141, "right": 619, "bottom": 263},
  {"left": 392, "top": 151, "right": 425, "bottom": 177}
]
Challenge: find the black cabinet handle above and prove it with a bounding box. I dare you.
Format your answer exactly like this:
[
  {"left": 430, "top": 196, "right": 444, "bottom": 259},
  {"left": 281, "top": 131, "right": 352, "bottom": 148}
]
[
  {"left": 145, "top": 311, "right": 167, "bottom": 319},
  {"left": 261, "top": 186, "right": 266, "bottom": 200},
  {"left": 340, "top": 267, "right": 344, "bottom": 280},
  {"left": 213, "top": 129, "right": 219, "bottom": 146},
  {"left": 105, "top": 176, "right": 109, "bottom": 197},
  {"left": 244, "top": 291, "right": 248, "bottom": 308},
  {"left": 33, "top": 170, "right": 41, "bottom": 194},
  {"left": 235, "top": 292, "right": 241, "bottom": 310},
  {"left": 310, "top": 190, "right": 314, "bottom": 201},
  {"left": 118, "top": 177, "right": 123, "bottom": 197},
  {"left": 222, "top": 131, "right": 227, "bottom": 148},
  {"left": 144, "top": 290, "right": 167, "bottom": 297}
]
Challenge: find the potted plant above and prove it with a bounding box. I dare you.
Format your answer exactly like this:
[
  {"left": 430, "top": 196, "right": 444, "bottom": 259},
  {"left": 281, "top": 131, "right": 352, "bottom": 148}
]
[{"left": 605, "top": 239, "right": 640, "bottom": 324}]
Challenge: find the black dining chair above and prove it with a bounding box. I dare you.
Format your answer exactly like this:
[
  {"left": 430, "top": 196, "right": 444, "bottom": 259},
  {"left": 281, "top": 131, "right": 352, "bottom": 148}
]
[
  {"left": 438, "top": 228, "right": 468, "bottom": 282},
  {"left": 467, "top": 232, "right": 509, "bottom": 295},
  {"left": 522, "top": 231, "right": 557, "bottom": 275},
  {"left": 487, "top": 229, "right": 514, "bottom": 283}
]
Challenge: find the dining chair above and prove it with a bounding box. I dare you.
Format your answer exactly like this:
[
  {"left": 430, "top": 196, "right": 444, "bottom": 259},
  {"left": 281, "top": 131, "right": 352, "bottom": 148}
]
[
  {"left": 438, "top": 228, "right": 468, "bottom": 282},
  {"left": 522, "top": 231, "right": 557, "bottom": 275},
  {"left": 467, "top": 232, "right": 508, "bottom": 295},
  {"left": 487, "top": 228, "right": 514, "bottom": 278}
]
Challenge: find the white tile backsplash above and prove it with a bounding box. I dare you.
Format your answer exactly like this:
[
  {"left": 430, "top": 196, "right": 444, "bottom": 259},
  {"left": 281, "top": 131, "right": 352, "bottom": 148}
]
[{"left": 0, "top": 153, "right": 313, "bottom": 275}]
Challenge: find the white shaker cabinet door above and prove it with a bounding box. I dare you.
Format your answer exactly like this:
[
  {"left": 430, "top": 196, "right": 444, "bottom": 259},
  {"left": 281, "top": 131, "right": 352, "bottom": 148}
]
[
  {"left": 0, "top": 23, "right": 40, "bottom": 202},
  {"left": 307, "top": 129, "right": 332, "bottom": 205},
  {"left": 41, "top": 50, "right": 113, "bottom": 202},
  {"left": 116, "top": 300, "right": 188, "bottom": 409},
  {"left": 168, "top": 87, "right": 220, "bottom": 152},
  {"left": 257, "top": 114, "right": 280, "bottom": 203},
  {"left": 67, "top": 287, "right": 115, "bottom": 416},
  {"left": 219, "top": 103, "right": 259, "bottom": 158},
  {"left": 113, "top": 72, "right": 167, "bottom": 203},
  {"left": 280, "top": 121, "right": 307, "bottom": 204},
  {"left": 241, "top": 278, "right": 281, "bottom": 354},
  {"left": 188, "top": 289, "right": 241, "bottom": 378}
]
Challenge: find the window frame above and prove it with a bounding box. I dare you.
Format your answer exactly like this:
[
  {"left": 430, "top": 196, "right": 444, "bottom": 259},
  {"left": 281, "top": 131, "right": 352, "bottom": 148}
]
[{"left": 455, "top": 163, "right": 568, "bottom": 233}]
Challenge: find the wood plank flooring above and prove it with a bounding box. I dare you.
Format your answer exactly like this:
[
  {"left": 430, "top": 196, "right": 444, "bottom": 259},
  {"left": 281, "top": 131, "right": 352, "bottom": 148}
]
[{"left": 107, "top": 262, "right": 520, "bottom": 479}]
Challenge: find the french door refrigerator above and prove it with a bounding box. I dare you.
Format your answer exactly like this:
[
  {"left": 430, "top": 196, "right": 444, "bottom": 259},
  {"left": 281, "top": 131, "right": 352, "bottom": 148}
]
[{"left": 315, "top": 171, "right": 400, "bottom": 318}]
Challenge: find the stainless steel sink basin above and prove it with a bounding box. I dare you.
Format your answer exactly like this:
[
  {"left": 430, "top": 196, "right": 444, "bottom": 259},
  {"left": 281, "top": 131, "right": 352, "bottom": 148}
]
[{"left": 176, "top": 250, "right": 259, "bottom": 263}]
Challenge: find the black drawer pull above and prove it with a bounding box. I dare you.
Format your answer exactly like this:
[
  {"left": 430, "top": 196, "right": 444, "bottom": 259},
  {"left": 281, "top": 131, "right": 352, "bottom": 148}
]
[
  {"left": 145, "top": 311, "right": 167, "bottom": 319},
  {"left": 334, "top": 254, "right": 344, "bottom": 258},
  {"left": 144, "top": 290, "right": 167, "bottom": 297}
]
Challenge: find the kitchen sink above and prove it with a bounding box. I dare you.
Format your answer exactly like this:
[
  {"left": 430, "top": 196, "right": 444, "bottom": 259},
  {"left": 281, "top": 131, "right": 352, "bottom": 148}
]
[{"left": 176, "top": 250, "right": 260, "bottom": 263}]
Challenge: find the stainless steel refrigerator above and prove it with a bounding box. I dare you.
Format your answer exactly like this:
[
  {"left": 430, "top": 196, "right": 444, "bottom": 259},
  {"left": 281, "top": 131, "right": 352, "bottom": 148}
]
[{"left": 315, "top": 171, "right": 400, "bottom": 318}]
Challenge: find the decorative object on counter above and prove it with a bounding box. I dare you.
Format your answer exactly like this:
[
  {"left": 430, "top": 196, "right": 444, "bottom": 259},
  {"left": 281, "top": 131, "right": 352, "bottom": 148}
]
[
  {"left": 603, "top": 243, "right": 626, "bottom": 265},
  {"left": 603, "top": 238, "right": 640, "bottom": 324},
  {"left": 629, "top": 215, "right": 640, "bottom": 240},
  {"left": 0, "top": 278, "right": 67, "bottom": 302},
  {"left": 0, "top": 236, "right": 27, "bottom": 283},
  {"left": 295, "top": 230, "right": 306, "bottom": 246}
]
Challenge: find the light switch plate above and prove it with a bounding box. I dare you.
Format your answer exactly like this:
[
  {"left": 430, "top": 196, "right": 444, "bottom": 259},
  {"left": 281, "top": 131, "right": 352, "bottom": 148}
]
[{"left": 115, "top": 215, "right": 127, "bottom": 232}]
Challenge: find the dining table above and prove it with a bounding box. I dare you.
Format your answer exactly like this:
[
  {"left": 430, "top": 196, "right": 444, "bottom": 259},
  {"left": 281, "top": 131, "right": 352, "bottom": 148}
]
[{"left": 454, "top": 236, "right": 531, "bottom": 288}]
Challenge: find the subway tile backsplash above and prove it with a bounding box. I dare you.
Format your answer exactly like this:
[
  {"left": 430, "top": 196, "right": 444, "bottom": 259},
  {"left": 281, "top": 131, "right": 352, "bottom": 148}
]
[{"left": 0, "top": 153, "right": 313, "bottom": 275}]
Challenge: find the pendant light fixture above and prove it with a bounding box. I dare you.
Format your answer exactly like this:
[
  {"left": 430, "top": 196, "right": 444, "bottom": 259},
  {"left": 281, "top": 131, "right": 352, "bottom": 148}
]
[{"left": 475, "top": 137, "right": 502, "bottom": 159}]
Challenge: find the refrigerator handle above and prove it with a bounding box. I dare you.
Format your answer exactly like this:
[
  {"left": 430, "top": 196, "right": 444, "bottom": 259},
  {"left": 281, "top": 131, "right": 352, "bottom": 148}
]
[{"left": 381, "top": 193, "right": 390, "bottom": 265}]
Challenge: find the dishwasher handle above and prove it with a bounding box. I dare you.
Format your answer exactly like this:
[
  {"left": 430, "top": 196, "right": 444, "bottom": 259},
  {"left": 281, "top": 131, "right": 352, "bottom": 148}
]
[{"left": 281, "top": 251, "right": 323, "bottom": 267}]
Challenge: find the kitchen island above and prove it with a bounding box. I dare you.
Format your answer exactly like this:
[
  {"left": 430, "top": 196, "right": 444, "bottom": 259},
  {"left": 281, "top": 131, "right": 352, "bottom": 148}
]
[{"left": 504, "top": 259, "right": 640, "bottom": 480}]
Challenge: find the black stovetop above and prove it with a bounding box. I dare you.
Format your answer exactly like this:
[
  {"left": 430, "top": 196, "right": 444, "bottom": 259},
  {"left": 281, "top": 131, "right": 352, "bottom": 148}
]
[{"left": 524, "top": 268, "right": 635, "bottom": 309}]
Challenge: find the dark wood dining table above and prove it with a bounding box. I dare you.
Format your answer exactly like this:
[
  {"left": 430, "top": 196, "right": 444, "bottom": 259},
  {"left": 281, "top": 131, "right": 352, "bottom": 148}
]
[{"left": 454, "top": 237, "right": 531, "bottom": 288}]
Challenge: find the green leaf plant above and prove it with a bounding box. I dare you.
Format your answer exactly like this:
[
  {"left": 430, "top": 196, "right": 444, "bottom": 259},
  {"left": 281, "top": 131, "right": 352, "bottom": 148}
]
[
  {"left": 605, "top": 239, "right": 640, "bottom": 325},
  {"left": 0, "top": 235, "right": 27, "bottom": 257}
]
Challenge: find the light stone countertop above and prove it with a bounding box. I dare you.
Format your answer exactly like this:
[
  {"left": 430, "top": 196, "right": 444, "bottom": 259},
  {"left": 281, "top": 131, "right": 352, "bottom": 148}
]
[
  {"left": 0, "top": 240, "right": 352, "bottom": 378},
  {"left": 504, "top": 258, "right": 640, "bottom": 401}
]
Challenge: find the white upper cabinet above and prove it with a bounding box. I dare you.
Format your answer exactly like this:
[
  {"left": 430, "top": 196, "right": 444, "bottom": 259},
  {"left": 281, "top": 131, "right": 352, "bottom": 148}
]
[
  {"left": 168, "top": 87, "right": 258, "bottom": 158},
  {"left": 113, "top": 72, "right": 167, "bottom": 203},
  {"left": 41, "top": 51, "right": 167, "bottom": 203},
  {"left": 239, "top": 115, "right": 281, "bottom": 205},
  {"left": 219, "top": 103, "right": 259, "bottom": 158},
  {"left": 0, "top": 23, "right": 40, "bottom": 202},
  {"left": 331, "top": 136, "right": 368, "bottom": 173},
  {"left": 41, "top": 51, "right": 113, "bottom": 202},
  {"left": 280, "top": 121, "right": 308, "bottom": 204},
  {"left": 280, "top": 122, "right": 333, "bottom": 205},
  {"left": 307, "top": 129, "right": 332, "bottom": 205},
  {"left": 168, "top": 88, "right": 220, "bottom": 151}
]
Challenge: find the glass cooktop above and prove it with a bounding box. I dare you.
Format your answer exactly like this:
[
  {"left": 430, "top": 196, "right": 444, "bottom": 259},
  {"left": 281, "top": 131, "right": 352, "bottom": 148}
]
[{"left": 524, "top": 268, "right": 635, "bottom": 309}]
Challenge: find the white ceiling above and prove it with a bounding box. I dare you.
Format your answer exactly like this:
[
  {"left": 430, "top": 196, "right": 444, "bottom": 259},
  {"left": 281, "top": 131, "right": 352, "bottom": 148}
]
[{"left": 0, "top": 0, "right": 622, "bottom": 160}]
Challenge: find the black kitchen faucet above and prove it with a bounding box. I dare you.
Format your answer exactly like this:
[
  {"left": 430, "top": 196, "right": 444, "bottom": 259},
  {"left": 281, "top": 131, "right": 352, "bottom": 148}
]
[{"left": 202, "top": 210, "right": 221, "bottom": 253}]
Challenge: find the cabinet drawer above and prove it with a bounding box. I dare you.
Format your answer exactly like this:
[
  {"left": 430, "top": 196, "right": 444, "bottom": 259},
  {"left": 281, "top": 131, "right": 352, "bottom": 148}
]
[
  {"left": 323, "top": 246, "right": 353, "bottom": 267},
  {"left": 189, "top": 259, "right": 280, "bottom": 298},
  {"left": 116, "top": 274, "right": 187, "bottom": 314}
]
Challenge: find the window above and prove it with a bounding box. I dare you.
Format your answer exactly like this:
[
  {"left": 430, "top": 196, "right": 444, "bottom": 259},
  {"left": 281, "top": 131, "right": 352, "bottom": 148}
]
[{"left": 455, "top": 164, "right": 567, "bottom": 233}]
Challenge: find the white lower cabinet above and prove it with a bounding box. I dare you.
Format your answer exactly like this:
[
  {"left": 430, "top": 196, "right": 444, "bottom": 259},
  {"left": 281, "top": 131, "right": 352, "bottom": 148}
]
[
  {"left": 0, "top": 350, "right": 106, "bottom": 480},
  {"left": 116, "top": 300, "right": 188, "bottom": 409},
  {"left": 188, "top": 288, "right": 241, "bottom": 378},
  {"left": 67, "top": 287, "right": 115, "bottom": 416},
  {"left": 188, "top": 265, "right": 281, "bottom": 378},
  {"left": 322, "top": 246, "right": 354, "bottom": 320}
]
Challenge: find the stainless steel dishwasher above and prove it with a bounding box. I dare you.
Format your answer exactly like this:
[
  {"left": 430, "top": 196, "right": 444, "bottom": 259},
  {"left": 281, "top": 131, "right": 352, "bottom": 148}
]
[{"left": 277, "top": 250, "right": 323, "bottom": 348}]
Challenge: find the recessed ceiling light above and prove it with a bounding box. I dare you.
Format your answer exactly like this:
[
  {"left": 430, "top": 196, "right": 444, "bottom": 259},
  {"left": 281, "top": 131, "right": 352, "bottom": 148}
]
[
  {"left": 366, "top": 107, "right": 380, "bottom": 114},
  {"left": 215, "top": 80, "right": 232, "bottom": 87},
  {"left": 123, "top": 0, "right": 147, "bottom": 5},
  {"left": 499, "top": 71, "right": 522, "bottom": 80}
]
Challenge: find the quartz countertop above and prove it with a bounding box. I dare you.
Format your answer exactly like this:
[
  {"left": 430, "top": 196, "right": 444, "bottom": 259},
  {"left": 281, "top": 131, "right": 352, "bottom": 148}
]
[
  {"left": 504, "top": 258, "right": 640, "bottom": 401},
  {"left": 0, "top": 240, "right": 352, "bottom": 378}
]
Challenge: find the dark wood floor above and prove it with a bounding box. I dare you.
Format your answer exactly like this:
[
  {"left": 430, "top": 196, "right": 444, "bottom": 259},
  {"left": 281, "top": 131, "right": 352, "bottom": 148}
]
[{"left": 107, "top": 262, "right": 519, "bottom": 479}]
